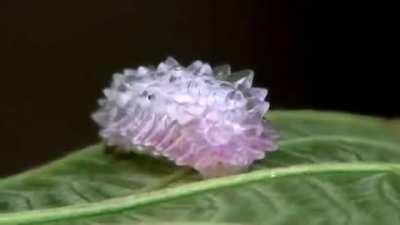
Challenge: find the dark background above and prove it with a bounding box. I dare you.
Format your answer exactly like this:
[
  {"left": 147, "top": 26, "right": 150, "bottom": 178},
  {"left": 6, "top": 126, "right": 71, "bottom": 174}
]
[{"left": 0, "top": 1, "right": 397, "bottom": 176}]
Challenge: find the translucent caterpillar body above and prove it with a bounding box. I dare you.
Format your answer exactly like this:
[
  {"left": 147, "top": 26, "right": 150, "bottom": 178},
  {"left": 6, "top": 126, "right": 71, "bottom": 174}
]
[{"left": 92, "top": 57, "right": 278, "bottom": 177}]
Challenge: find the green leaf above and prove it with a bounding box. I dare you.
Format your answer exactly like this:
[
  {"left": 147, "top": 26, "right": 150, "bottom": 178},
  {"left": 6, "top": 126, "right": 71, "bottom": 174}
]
[{"left": 1, "top": 110, "right": 399, "bottom": 225}]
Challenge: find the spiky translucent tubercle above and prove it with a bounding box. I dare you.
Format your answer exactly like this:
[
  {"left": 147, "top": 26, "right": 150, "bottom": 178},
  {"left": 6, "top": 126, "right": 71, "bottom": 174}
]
[{"left": 92, "top": 57, "right": 279, "bottom": 177}]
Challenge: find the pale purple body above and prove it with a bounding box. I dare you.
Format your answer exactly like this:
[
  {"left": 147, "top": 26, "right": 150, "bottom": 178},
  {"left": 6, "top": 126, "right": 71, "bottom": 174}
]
[{"left": 92, "top": 57, "right": 278, "bottom": 177}]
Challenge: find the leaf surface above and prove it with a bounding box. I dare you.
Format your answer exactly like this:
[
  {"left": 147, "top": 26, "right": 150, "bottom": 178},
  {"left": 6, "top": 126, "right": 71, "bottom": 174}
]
[{"left": 0, "top": 110, "right": 399, "bottom": 225}]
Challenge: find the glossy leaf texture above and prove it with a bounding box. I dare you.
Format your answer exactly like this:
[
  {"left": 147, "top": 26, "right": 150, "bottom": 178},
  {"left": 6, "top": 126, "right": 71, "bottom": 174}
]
[{"left": 0, "top": 110, "right": 400, "bottom": 225}]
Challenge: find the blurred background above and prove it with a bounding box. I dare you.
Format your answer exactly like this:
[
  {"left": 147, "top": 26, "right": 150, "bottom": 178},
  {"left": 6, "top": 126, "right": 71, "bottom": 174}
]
[{"left": 0, "top": 0, "right": 397, "bottom": 176}]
